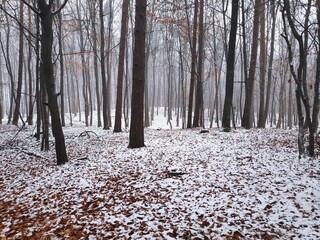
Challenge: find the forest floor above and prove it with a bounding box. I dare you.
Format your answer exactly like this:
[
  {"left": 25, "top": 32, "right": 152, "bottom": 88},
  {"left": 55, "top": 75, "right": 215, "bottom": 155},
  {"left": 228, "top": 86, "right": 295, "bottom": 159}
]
[{"left": 0, "top": 116, "right": 320, "bottom": 239}]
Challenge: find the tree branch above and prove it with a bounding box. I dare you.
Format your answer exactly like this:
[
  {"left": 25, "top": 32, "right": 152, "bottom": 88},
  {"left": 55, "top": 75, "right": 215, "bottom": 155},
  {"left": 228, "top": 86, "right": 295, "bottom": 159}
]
[
  {"left": 20, "top": 0, "right": 40, "bottom": 15},
  {"left": 53, "top": 0, "right": 69, "bottom": 15},
  {"left": 0, "top": 4, "right": 40, "bottom": 41}
]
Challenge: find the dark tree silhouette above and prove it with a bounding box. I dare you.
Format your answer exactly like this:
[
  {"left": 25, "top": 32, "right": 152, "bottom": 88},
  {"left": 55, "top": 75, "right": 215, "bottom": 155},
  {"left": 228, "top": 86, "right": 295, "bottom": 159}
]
[
  {"left": 12, "top": 2, "right": 24, "bottom": 126},
  {"left": 222, "top": 0, "right": 239, "bottom": 131},
  {"left": 242, "top": 0, "right": 261, "bottom": 129},
  {"left": 114, "top": 0, "right": 130, "bottom": 133},
  {"left": 22, "top": 0, "right": 69, "bottom": 165},
  {"left": 187, "top": 0, "right": 198, "bottom": 128},
  {"left": 128, "top": 0, "right": 147, "bottom": 148}
]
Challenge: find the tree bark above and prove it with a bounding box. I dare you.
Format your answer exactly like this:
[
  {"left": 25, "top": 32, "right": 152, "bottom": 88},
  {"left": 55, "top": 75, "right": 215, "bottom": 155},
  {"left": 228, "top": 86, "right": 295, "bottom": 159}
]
[
  {"left": 257, "top": 0, "right": 266, "bottom": 128},
  {"left": 37, "top": 0, "right": 68, "bottom": 165},
  {"left": 12, "top": 2, "right": 24, "bottom": 125},
  {"left": 128, "top": 0, "right": 147, "bottom": 148},
  {"left": 222, "top": 0, "right": 239, "bottom": 131},
  {"left": 262, "top": 0, "right": 277, "bottom": 128},
  {"left": 99, "top": 0, "right": 109, "bottom": 130},
  {"left": 57, "top": 0, "right": 65, "bottom": 127},
  {"left": 242, "top": 0, "right": 261, "bottom": 129},
  {"left": 193, "top": 0, "right": 204, "bottom": 128},
  {"left": 114, "top": 0, "right": 129, "bottom": 132},
  {"left": 186, "top": 0, "right": 198, "bottom": 128},
  {"left": 89, "top": 1, "right": 102, "bottom": 128}
]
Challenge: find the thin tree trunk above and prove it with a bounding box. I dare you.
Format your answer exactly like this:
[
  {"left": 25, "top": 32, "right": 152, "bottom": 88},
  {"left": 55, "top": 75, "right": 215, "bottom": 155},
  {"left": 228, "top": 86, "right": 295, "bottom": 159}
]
[
  {"left": 12, "top": 2, "right": 24, "bottom": 125},
  {"left": 106, "top": 0, "right": 114, "bottom": 129},
  {"left": 114, "top": 0, "right": 129, "bottom": 132},
  {"left": 242, "top": 0, "right": 261, "bottom": 129},
  {"left": 99, "top": 0, "right": 109, "bottom": 130},
  {"left": 262, "top": 1, "right": 277, "bottom": 127},
  {"left": 27, "top": 1, "right": 33, "bottom": 125},
  {"left": 187, "top": 0, "right": 198, "bottom": 128},
  {"left": 257, "top": 0, "right": 266, "bottom": 128},
  {"left": 222, "top": 0, "right": 239, "bottom": 131},
  {"left": 88, "top": 1, "right": 102, "bottom": 127},
  {"left": 193, "top": 0, "right": 204, "bottom": 128},
  {"left": 0, "top": 12, "right": 14, "bottom": 124}
]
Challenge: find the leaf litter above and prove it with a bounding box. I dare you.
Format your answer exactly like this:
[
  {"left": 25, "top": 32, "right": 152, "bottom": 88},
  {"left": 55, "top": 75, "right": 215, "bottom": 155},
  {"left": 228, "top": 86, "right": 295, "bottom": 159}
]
[{"left": 0, "top": 121, "right": 319, "bottom": 239}]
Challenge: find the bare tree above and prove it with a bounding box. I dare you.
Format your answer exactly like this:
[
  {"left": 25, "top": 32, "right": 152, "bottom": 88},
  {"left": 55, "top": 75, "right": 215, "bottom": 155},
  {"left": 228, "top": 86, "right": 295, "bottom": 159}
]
[
  {"left": 114, "top": 0, "right": 130, "bottom": 133},
  {"left": 128, "top": 0, "right": 147, "bottom": 148},
  {"left": 22, "top": 0, "right": 69, "bottom": 165},
  {"left": 222, "top": 0, "right": 239, "bottom": 131},
  {"left": 187, "top": 0, "right": 198, "bottom": 128},
  {"left": 242, "top": 0, "right": 261, "bottom": 129},
  {"left": 12, "top": 2, "right": 24, "bottom": 125},
  {"left": 193, "top": 0, "right": 204, "bottom": 128},
  {"left": 282, "top": 0, "right": 320, "bottom": 157}
]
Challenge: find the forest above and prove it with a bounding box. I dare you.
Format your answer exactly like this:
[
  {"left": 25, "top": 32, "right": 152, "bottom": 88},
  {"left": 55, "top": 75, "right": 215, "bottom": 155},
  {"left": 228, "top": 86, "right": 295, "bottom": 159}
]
[{"left": 0, "top": 0, "right": 319, "bottom": 239}]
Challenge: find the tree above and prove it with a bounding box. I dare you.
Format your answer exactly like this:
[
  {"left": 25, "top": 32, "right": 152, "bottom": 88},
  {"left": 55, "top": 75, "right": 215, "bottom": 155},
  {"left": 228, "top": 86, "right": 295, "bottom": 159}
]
[
  {"left": 186, "top": 0, "right": 198, "bottom": 128},
  {"left": 114, "top": 0, "right": 130, "bottom": 133},
  {"left": 57, "top": 0, "right": 65, "bottom": 127},
  {"left": 27, "top": 1, "right": 34, "bottom": 126},
  {"left": 193, "top": 0, "right": 204, "bottom": 128},
  {"left": 222, "top": 0, "right": 239, "bottom": 131},
  {"left": 262, "top": 0, "right": 277, "bottom": 128},
  {"left": 241, "top": 0, "right": 261, "bottom": 129},
  {"left": 257, "top": 0, "right": 266, "bottom": 128},
  {"left": 88, "top": 0, "right": 102, "bottom": 128},
  {"left": 22, "top": 0, "right": 69, "bottom": 165},
  {"left": 128, "top": 0, "right": 147, "bottom": 148},
  {"left": 282, "top": 0, "right": 319, "bottom": 157},
  {"left": 99, "top": 0, "right": 110, "bottom": 130},
  {"left": 12, "top": 1, "right": 24, "bottom": 126}
]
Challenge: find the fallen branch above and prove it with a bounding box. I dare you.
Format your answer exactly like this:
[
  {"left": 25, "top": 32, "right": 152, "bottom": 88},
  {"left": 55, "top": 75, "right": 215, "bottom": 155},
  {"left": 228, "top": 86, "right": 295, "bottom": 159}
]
[
  {"left": 78, "top": 130, "right": 99, "bottom": 139},
  {"left": 166, "top": 169, "right": 187, "bottom": 177}
]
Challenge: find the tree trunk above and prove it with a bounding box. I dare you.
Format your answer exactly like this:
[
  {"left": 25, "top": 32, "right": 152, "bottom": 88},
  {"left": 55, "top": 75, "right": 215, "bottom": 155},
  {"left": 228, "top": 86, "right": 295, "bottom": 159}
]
[
  {"left": 37, "top": 0, "right": 68, "bottom": 165},
  {"left": 57, "top": 0, "right": 65, "bottom": 127},
  {"left": 27, "top": 1, "right": 34, "bottom": 125},
  {"left": 242, "top": 0, "right": 261, "bottom": 129},
  {"left": 12, "top": 2, "right": 24, "bottom": 125},
  {"left": 263, "top": 0, "right": 277, "bottom": 128},
  {"left": 222, "top": 0, "right": 239, "bottom": 131},
  {"left": 187, "top": 0, "right": 198, "bottom": 128},
  {"left": 128, "top": 0, "right": 147, "bottom": 148},
  {"left": 106, "top": 0, "right": 114, "bottom": 129},
  {"left": 114, "top": 0, "right": 129, "bottom": 132},
  {"left": 0, "top": 11, "right": 14, "bottom": 125},
  {"left": 99, "top": 0, "right": 109, "bottom": 130},
  {"left": 193, "top": 0, "right": 204, "bottom": 128},
  {"left": 88, "top": 1, "right": 102, "bottom": 128},
  {"left": 257, "top": 0, "right": 266, "bottom": 128}
]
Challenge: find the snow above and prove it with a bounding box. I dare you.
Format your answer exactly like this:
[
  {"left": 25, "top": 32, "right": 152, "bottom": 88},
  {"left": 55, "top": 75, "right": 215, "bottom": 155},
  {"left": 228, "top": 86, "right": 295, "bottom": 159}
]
[{"left": 0, "top": 114, "right": 320, "bottom": 239}]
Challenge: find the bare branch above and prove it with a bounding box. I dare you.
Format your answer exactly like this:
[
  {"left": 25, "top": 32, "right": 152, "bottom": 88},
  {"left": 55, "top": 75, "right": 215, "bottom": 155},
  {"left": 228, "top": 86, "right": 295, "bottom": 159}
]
[
  {"left": 53, "top": 0, "right": 69, "bottom": 15},
  {"left": 0, "top": 4, "right": 40, "bottom": 41},
  {"left": 20, "top": 0, "right": 40, "bottom": 15}
]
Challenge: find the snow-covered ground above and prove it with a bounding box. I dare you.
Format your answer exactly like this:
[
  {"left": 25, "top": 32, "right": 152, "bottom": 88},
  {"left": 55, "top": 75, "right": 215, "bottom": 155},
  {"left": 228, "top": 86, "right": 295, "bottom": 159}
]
[{"left": 0, "top": 114, "right": 319, "bottom": 239}]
